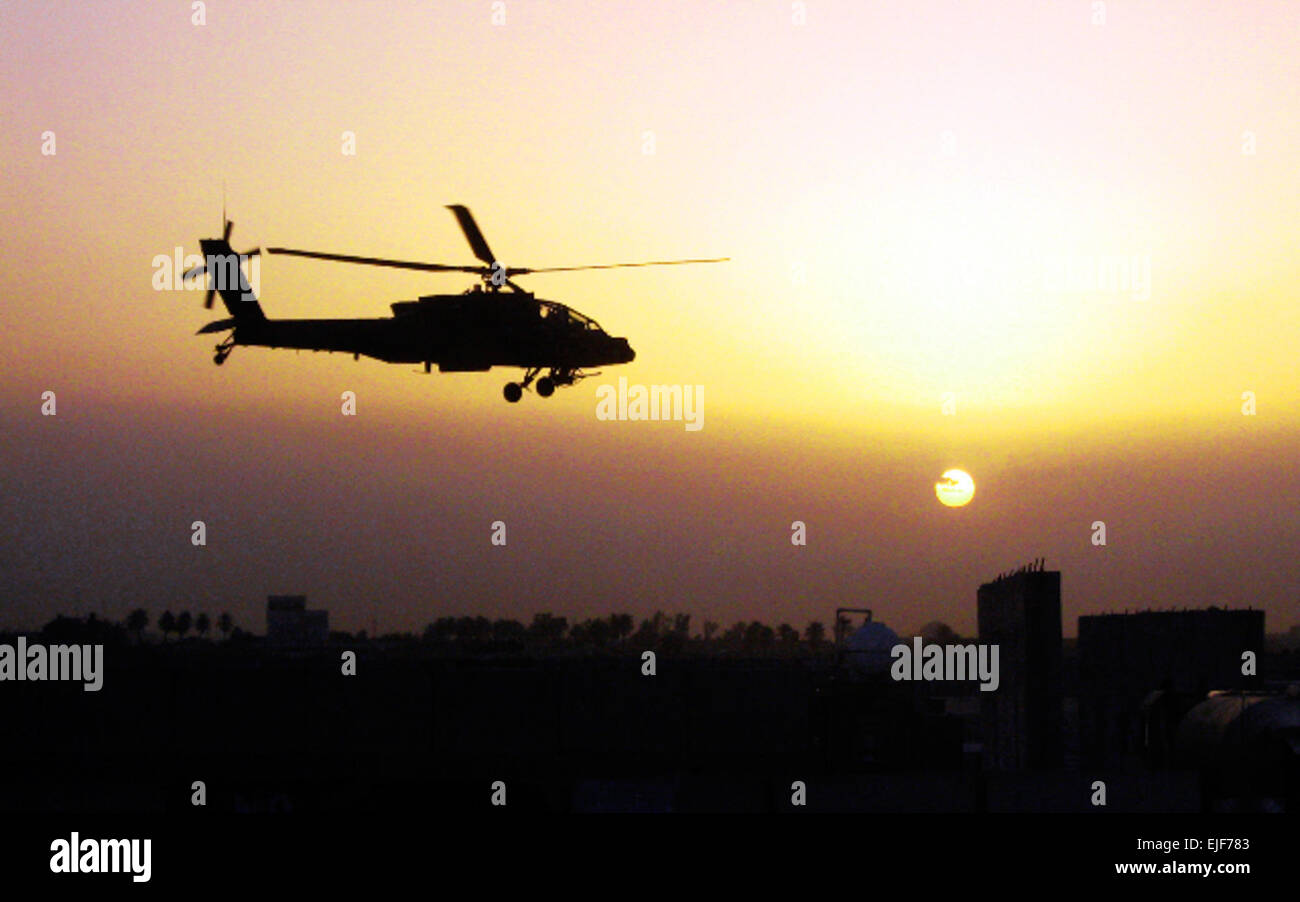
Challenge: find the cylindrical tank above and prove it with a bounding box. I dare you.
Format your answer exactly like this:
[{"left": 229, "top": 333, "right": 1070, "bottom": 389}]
[
  {"left": 840, "top": 621, "right": 901, "bottom": 679},
  {"left": 1176, "top": 691, "right": 1300, "bottom": 768}
]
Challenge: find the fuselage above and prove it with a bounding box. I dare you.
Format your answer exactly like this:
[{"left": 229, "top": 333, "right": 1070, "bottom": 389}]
[{"left": 230, "top": 291, "right": 634, "bottom": 371}]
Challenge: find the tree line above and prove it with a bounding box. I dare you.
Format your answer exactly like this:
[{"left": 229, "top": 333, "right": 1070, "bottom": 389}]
[
  {"left": 115, "top": 609, "right": 239, "bottom": 643},
  {"left": 417, "top": 611, "right": 833, "bottom": 655},
  {"left": 20, "top": 609, "right": 963, "bottom": 657}
]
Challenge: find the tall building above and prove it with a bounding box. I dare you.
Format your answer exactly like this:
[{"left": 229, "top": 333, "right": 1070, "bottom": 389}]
[
  {"left": 266, "top": 595, "right": 329, "bottom": 647},
  {"left": 977, "top": 562, "right": 1063, "bottom": 770},
  {"left": 1078, "top": 607, "right": 1264, "bottom": 768}
]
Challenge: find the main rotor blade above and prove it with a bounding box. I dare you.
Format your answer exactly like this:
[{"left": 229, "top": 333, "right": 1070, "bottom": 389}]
[
  {"left": 266, "top": 247, "right": 482, "bottom": 274},
  {"left": 445, "top": 205, "right": 497, "bottom": 266},
  {"left": 513, "top": 257, "right": 730, "bottom": 275}
]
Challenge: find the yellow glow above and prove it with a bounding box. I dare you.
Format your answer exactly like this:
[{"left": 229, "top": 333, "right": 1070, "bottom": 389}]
[
  {"left": 2, "top": 1, "right": 1298, "bottom": 439},
  {"left": 935, "top": 469, "right": 975, "bottom": 507}
]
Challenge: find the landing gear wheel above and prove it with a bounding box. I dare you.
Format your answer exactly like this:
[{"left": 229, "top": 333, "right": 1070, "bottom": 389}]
[
  {"left": 536, "top": 377, "right": 555, "bottom": 398},
  {"left": 503, "top": 382, "right": 523, "bottom": 403},
  {"left": 213, "top": 338, "right": 234, "bottom": 366}
]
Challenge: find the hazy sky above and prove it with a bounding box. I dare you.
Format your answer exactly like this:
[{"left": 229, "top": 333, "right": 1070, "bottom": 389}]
[{"left": 2, "top": 1, "right": 1297, "bottom": 637}]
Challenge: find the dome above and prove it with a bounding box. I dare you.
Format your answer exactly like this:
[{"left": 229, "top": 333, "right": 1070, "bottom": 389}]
[
  {"left": 842, "top": 621, "right": 902, "bottom": 677},
  {"left": 1176, "top": 693, "right": 1300, "bottom": 767}
]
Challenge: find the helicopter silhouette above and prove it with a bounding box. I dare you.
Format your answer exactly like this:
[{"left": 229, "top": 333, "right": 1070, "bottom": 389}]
[{"left": 183, "top": 205, "right": 726, "bottom": 402}]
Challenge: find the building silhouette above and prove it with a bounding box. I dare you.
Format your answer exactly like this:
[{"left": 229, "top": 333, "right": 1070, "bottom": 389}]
[
  {"left": 977, "top": 561, "right": 1063, "bottom": 770},
  {"left": 1078, "top": 607, "right": 1264, "bottom": 768},
  {"left": 266, "top": 595, "right": 329, "bottom": 647}
]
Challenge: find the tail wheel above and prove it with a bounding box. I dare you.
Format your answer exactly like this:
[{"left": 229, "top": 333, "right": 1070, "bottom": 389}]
[
  {"left": 503, "top": 382, "right": 523, "bottom": 403},
  {"left": 536, "top": 377, "right": 555, "bottom": 398},
  {"left": 213, "top": 337, "right": 234, "bottom": 366}
]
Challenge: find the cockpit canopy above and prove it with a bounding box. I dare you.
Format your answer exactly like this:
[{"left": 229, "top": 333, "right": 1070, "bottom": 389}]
[{"left": 538, "top": 299, "right": 604, "bottom": 332}]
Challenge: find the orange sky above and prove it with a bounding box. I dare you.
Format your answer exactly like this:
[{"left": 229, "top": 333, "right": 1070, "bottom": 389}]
[{"left": 2, "top": 1, "right": 1297, "bottom": 636}]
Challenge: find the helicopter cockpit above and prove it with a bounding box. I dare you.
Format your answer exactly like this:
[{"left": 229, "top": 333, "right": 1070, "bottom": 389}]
[{"left": 538, "top": 299, "right": 604, "bottom": 333}]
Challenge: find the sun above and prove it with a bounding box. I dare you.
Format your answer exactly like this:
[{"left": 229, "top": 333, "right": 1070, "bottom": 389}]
[{"left": 935, "top": 469, "right": 975, "bottom": 507}]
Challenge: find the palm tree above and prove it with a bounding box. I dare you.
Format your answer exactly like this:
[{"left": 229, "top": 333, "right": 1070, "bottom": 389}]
[
  {"left": 159, "top": 610, "right": 176, "bottom": 641},
  {"left": 703, "top": 620, "right": 719, "bottom": 642},
  {"left": 804, "top": 621, "right": 826, "bottom": 650},
  {"left": 126, "top": 609, "right": 148, "bottom": 642},
  {"left": 528, "top": 612, "right": 567, "bottom": 644},
  {"left": 632, "top": 615, "right": 660, "bottom": 647},
  {"left": 574, "top": 618, "right": 611, "bottom": 648},
  {"left": 195, "top": 612, "right": 211, "bottom": 639},
  {"left": 218, "top": 612, "right": 233, "bottom": 639},
  {"left": 176, "top": 611, "right": 192, "bottom": 640},
  {"left": 492, "top": 618, "right": 525, "bottom": 643},
  {"left": 777, "top": 623, "right": 799, "bottom": 648},
  {"left": 608, "top": 613, "right": 634, "bottom": 644},
  {"left": 743, "top": 621, "right": 775, "bottom": 653}
]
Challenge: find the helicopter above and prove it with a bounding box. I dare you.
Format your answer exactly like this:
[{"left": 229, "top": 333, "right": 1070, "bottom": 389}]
[{"left": 182, "top": 205, "right": 727, "bottom": 402}]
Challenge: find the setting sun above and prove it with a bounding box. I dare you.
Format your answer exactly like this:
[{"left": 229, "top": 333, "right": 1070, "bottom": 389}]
[{"left": 936, "top": 469, "right": 975, "bottom": 507}]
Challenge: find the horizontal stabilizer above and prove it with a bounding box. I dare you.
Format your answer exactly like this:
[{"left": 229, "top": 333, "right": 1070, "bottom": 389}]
[{"left": 196, "top": 317, "right": 238, "bottom": 334}]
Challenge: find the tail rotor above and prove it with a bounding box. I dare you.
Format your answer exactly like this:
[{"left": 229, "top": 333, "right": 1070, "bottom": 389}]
[{"left": 182, "top": 218, "right": 261, "bottom": 309}]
